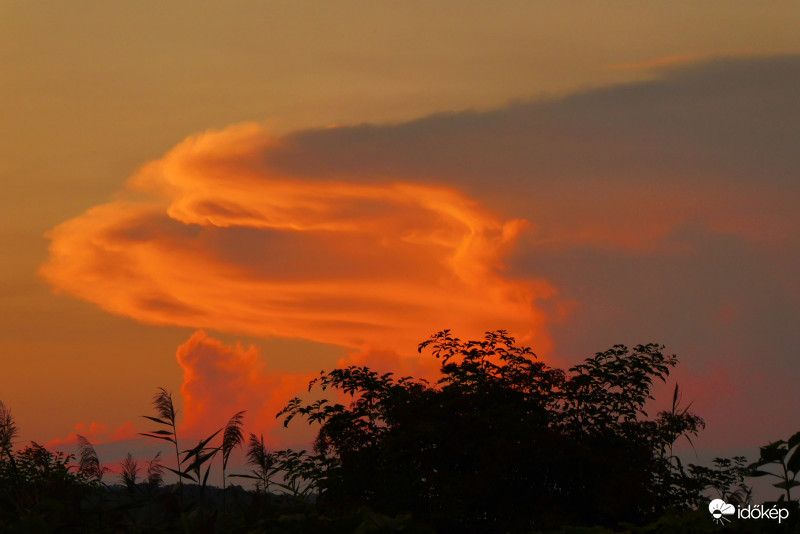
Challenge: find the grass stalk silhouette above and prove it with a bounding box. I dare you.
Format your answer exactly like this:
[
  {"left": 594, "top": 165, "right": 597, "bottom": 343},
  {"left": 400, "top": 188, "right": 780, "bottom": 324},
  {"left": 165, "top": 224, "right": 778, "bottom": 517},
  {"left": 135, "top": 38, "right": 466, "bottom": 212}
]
[
  {"left": 221, "top": 410, "right": 245, "bottom": 510},
  {"left": 146, "top": 451, "right": 164, "bottom": 488},
  {"left": 76, "top": 434, "right": 105, "bottom": 482},
  {"left": 120, "top": 452, "right": 139, "bottom": 491},
  {"left": 0, "top": 400, "right": 20, "bottom": 486},
  {"left": 0, "top": 400, "right": 18, "bottom": 461},
  {"left": 231, "top": 433, "right": 276, "bottom": 497},
  {"left": 140, "top": 388, "right": 184, "bottom": 488}
]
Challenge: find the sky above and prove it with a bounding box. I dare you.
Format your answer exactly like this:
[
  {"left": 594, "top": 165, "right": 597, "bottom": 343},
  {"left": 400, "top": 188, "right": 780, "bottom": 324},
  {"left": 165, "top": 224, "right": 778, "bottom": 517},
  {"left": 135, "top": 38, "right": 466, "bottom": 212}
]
[{"left": 2, "top": 0, "right": 800, "bottom": 473}]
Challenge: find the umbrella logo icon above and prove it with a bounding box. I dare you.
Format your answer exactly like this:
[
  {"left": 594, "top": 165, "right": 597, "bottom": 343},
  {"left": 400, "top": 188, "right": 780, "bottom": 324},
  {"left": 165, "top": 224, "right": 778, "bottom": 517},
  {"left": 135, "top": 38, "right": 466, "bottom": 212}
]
[{"left": 709, "top": 499, "right": 736, "bottom": 525}]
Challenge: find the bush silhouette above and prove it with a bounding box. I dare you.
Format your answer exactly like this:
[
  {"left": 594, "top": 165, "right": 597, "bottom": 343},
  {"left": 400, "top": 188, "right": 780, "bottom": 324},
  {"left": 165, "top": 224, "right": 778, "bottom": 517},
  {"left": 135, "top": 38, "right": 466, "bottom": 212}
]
[{"left": 279, "top": 330, "right": 707, "bottom": 532}]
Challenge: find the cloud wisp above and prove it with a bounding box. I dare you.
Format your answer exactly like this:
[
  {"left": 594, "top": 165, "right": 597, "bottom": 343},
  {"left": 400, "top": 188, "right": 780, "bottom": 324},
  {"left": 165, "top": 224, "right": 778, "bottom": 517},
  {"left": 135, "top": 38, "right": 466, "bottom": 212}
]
[{"left": 40, "top": 124, "right": 553, "bottom": 353}]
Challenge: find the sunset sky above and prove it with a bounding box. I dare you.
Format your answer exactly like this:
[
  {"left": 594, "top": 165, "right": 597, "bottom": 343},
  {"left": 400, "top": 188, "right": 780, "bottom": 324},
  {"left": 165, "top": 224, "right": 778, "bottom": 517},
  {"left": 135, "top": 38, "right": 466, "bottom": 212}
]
[{"left": 3, "top": 1, "right": 800, "bottom": 470}]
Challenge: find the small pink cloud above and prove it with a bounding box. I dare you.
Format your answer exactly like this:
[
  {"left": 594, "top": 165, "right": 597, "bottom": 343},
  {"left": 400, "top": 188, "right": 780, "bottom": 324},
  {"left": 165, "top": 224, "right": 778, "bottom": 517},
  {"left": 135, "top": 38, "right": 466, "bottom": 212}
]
[
  {"left": 110, "top": 421, "right": 138, "bottom": 442},
  {"left": 45, "top": 421, "right": 108, "bottom": 449}
]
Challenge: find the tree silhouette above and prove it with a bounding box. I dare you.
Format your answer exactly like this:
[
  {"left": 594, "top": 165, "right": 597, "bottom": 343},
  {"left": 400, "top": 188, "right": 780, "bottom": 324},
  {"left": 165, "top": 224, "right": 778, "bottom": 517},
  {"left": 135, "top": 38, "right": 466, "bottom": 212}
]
[{"left": 279, "top": 330, "right": 707, "bottom": 532}]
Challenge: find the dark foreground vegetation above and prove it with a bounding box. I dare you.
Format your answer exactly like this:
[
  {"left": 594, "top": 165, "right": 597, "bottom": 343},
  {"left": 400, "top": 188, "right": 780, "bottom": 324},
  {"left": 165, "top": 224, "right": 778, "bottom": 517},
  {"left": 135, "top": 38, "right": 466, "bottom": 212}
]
[{"left": 2, "top": 330, "right": 799, "bottom": 533}]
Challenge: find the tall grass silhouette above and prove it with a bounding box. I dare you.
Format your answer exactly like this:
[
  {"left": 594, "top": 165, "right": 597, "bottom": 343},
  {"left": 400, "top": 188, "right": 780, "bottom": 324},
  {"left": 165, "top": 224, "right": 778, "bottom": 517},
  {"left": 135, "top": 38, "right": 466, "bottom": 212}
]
[
  {"left": 231, "top": 433, "right": 276, "bottom": 497},
  {"left": 76, "top": 434, "right": 105, "bottom": 482},
  {"left": 0, "top": 400, "right": 19, "bottom": 486},
  {"left": 0, "top": 400, "right": 17, "bottom": 461},
  {"left": 140, "top": 387, "right": 184, "bottom": 486},
  {"left": 120, "top": 452, "right": 139, "bottom": 491},
  {"left": 221, "top": 410, "right": 245, "bottom": 509}
]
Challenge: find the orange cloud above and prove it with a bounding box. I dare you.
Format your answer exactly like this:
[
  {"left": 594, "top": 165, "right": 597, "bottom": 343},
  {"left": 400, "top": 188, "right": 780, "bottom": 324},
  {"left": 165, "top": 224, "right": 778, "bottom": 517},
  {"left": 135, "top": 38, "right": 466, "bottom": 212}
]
[
  {"left": 45, "top": 420, "right": 141, "bottom": 450},
  {"left": 40, "top": 124, "right": 554, "bottom": 353},
  {"left": 45, "top": 421, "right": 107, "bottom": 449},
  {"left": 175, "top": 330, "right": 312, "bottom": 440}
]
